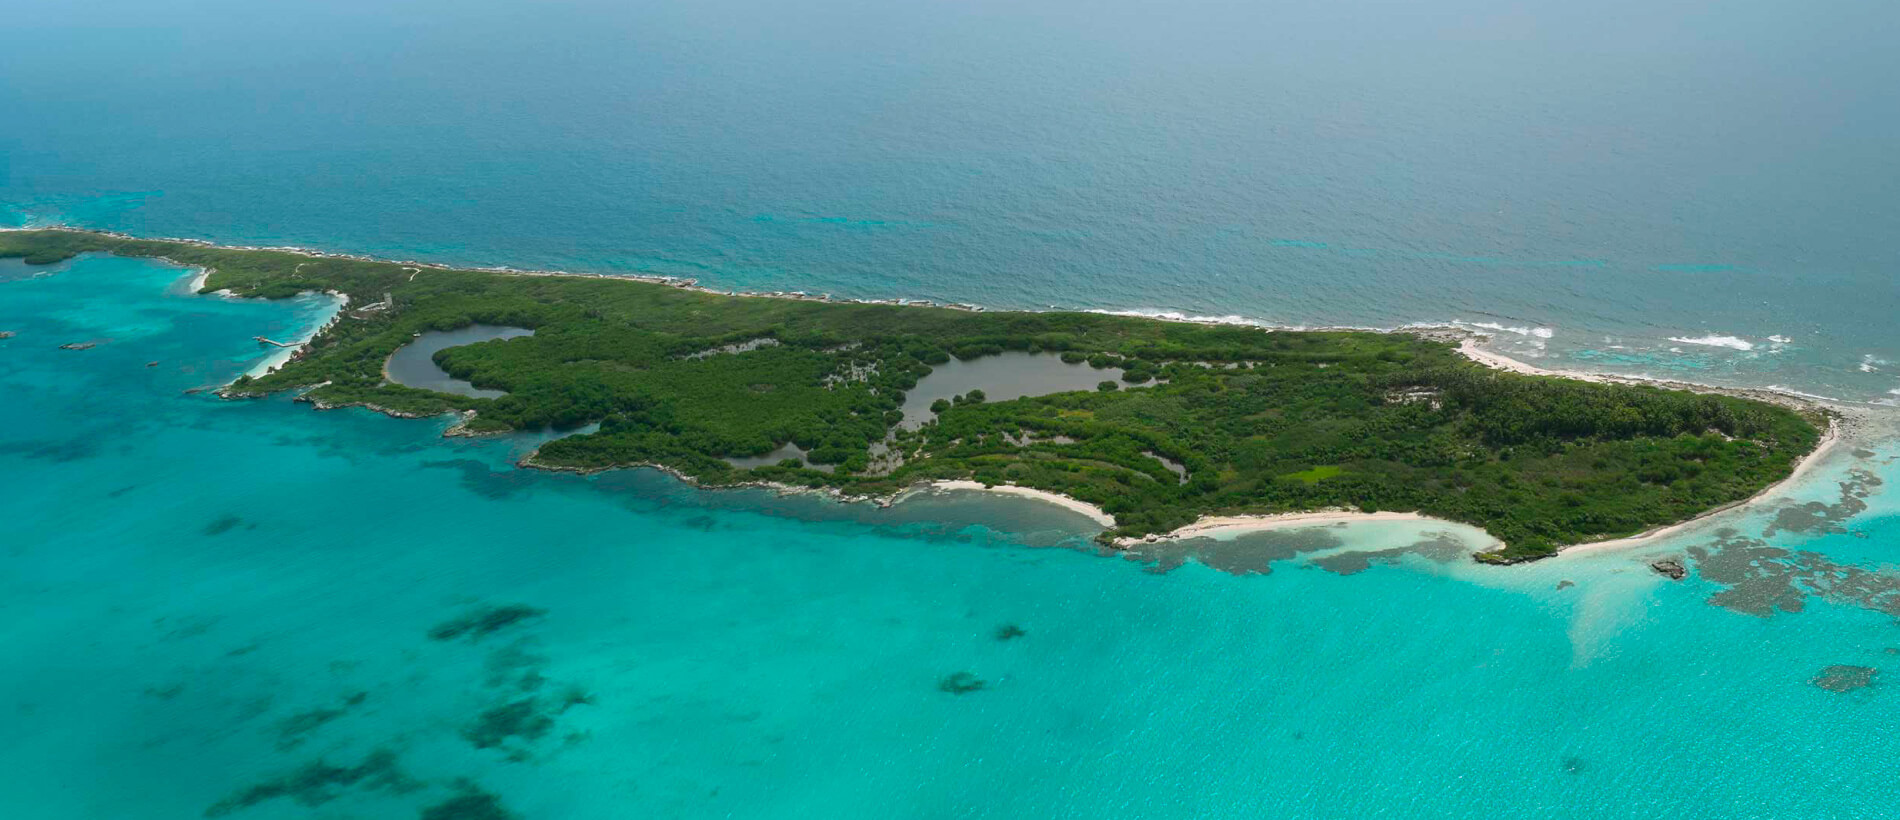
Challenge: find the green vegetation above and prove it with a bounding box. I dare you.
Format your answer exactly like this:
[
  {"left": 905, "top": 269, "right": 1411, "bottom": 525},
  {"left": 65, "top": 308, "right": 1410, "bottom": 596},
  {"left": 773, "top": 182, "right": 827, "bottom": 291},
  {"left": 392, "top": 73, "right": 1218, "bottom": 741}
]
[
  {"left": 1, "top": 229, "right": 1824, "bottom": 561},
  {"left": 1282, "top": 465, "right": 1343, "bottom": 484}
]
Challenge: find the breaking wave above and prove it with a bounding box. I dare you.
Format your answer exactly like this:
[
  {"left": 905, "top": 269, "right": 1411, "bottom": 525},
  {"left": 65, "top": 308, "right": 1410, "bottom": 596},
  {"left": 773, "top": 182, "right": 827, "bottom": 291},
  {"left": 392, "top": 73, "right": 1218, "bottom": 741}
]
[{"left": 1668, "top": 334, "right": 1755, "bottom": 352}]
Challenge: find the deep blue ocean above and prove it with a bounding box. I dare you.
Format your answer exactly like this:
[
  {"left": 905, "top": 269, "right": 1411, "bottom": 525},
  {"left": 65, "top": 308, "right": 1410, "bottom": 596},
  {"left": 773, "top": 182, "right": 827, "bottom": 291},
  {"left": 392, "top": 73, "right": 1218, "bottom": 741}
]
[
  {"left": 4, "top": 0, "right": 1898, "bottom": 402},
  {"left": 4, "top": 1, "right": 1900, "bottom": 817}
]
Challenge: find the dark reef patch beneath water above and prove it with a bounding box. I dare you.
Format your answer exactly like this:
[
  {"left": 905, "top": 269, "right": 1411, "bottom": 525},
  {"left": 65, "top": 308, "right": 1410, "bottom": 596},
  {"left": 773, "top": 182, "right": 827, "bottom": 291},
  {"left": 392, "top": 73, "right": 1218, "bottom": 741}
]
[
  {"left": 202, "top": 514, "right": 255, "bottom": 536},
  {"left": 939, "top": 672, "right": 986, "bottom": 695},
  {"left": 1123, "top": 527, "right": 1344, "bottom": 576},
  {"left": 422, "top": 780, "right": 520, "bottom": 820},
  {"left": 199, "top": 598, "right": 589, "bottom": 816},
  {"left": 422, "top": 458, "right": 540, "bottom": 500},
  {"left": 464, "top": 698, "right": 554, "bottom": 750},
  {"left": 1689, "top": 530, "right": 1900, "bottom": 618},
  {"left": 1118, "top": 527, "right": 1474, "bottom": 577},
  {"left": 274, "top": 691, "right": 368, "bottom": 751},
  {"left": 463, "top": 687, "right": 594, "bottom": 756},
  {"left": 1763, "top": 469, "right": 1879, "bottom": 538},
  {"left": 1310, "top": 533, "right": 1469, "bottom": 575},
  {"left": 0, "top": 437, "right": 100, "bottom": 463},
  {"left": 430, "top": 604, "right": 547, "bottom": 642},
  {"left": 204, "top": 748, "right": 419, "bottom": 817},
  {"left": 1812, "top": 665, "right": 1876, "bottom": 693}
]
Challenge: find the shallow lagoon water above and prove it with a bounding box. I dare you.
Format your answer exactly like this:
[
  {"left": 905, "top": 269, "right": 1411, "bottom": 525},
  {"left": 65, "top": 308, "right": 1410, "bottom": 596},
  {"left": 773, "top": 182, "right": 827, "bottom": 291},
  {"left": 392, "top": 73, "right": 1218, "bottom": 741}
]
[
  {"left": 8, "top": 249, "right": 1900, "bottom": 819},
  {"left": 900, "top": 351, "right": 1122, "bottom": 427}
]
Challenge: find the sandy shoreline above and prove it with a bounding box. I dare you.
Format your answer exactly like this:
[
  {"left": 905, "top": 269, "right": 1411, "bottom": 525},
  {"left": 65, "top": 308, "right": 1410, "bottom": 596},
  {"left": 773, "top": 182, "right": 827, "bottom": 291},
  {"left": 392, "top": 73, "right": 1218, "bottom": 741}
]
[
  {"left": 1119, "top": 510, "right": 1446, "bottom": 544},
  {"left": 903, "top": 480, "right": 1119, "bottom": 528},
  {"left": 239, "top": 291, "right": 351, "bottom": 380}
]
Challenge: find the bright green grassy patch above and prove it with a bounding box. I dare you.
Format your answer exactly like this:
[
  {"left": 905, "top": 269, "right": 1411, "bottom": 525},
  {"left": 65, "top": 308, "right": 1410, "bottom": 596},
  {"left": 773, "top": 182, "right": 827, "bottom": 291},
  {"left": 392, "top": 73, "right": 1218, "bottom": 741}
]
[{"left": 1281, "top": 465, "right": 1343, "bottom": 484}]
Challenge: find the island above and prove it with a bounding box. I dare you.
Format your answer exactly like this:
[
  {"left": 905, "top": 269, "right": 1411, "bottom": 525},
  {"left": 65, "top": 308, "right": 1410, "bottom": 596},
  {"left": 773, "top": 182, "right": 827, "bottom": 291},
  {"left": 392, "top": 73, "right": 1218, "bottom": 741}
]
[{"left": 0, "top": 228, "right": 1825, "bottom": 562}]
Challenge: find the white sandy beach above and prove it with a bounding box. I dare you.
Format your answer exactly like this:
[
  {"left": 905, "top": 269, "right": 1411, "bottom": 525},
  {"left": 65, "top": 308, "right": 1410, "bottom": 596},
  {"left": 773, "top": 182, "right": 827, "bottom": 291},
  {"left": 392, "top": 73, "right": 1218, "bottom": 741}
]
[
  {"left": 917, "top": 480, "right": 1118, "bottom": 528},
  {"left": 242, "top": 291, "right": 350, "bottom": 379},
  {"left": 1141, "top": 510, "right": 1439, "bottom": 541}
]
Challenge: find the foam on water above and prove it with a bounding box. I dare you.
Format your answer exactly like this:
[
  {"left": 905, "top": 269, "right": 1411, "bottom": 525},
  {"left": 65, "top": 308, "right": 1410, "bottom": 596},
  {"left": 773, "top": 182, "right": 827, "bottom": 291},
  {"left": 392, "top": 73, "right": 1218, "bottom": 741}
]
[{"left": 1668, "top": 334, "right": 1757, "bottom": 352}]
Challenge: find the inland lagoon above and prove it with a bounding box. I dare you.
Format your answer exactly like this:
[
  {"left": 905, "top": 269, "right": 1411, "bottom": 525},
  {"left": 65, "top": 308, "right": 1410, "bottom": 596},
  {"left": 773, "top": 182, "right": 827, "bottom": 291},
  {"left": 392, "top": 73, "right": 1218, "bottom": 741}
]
[
  {"left": 897, "top": 351, "right": 1125, "bottom": 428},
  {"left": 384, "top": 325, "right": 534, "bottom": 399}
]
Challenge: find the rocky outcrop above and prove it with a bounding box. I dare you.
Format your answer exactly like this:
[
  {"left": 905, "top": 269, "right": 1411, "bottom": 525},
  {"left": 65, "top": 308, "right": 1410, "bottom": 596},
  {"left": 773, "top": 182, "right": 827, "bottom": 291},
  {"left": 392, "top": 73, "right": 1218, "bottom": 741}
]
[
  {"left": 1650, "top": 557, "right": 1688, "bottom": 581},
  {"left": 443, "top": 410, "right": 505, "bottom": 438}
]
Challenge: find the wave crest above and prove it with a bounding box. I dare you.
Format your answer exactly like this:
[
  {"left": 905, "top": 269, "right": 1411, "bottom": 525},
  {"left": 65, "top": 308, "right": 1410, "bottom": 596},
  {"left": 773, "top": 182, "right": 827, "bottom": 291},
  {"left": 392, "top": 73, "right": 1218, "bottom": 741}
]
[{"left": 1668, "top": 334, "right": 1755, "bottom": 352}]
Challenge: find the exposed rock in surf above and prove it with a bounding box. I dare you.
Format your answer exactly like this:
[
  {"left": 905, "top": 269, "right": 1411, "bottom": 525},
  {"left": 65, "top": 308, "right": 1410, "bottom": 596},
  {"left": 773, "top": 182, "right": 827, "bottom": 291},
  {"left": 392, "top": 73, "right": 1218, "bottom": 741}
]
[{"left": 1650, "top": 558, "right": 1688, "bottom": 581}]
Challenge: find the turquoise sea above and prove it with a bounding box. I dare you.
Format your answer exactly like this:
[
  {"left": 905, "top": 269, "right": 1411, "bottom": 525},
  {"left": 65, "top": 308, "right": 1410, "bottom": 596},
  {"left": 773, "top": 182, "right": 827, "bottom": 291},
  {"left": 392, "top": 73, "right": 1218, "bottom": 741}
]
[
  {"left": 6, "top": 0, "right": 1900, "bottom": 816},
  {"left": 5, "top": 239, "right": 1900, "bottom": 820}
]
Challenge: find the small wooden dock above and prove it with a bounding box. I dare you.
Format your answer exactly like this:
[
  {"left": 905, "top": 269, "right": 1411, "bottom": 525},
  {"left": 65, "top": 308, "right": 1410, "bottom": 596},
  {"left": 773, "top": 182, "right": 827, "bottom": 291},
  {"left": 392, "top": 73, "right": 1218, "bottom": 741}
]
[{"left": 254, "top": 336, "right": 295, "bottom": 348}]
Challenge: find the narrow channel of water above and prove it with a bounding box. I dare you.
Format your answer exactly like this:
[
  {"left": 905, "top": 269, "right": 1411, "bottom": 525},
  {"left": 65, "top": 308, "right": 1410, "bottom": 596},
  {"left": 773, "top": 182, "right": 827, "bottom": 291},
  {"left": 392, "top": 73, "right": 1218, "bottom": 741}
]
[{"left": 383, "top": 324, "right": 534, "bottom": 398}]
